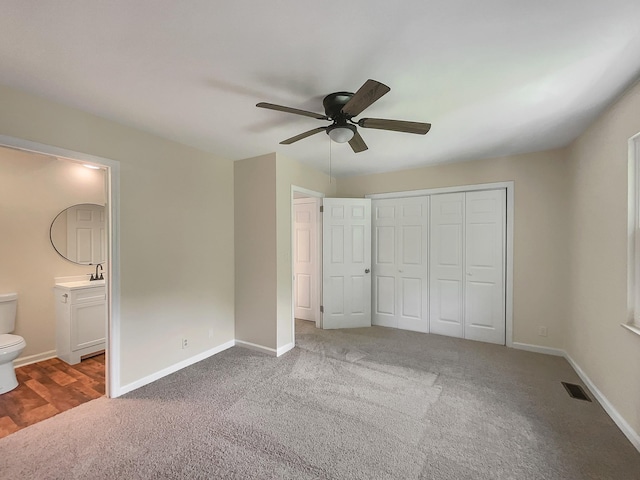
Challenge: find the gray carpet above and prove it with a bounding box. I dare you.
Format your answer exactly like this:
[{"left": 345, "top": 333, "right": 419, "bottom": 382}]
[{"left": 2, "top": 320, "right": 639, "bottom": 479}]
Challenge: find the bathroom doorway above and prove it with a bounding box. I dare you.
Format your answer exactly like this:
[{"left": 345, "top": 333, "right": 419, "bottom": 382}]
[{"left": 0, "top": 136, "right": 120, "bottom": 437}]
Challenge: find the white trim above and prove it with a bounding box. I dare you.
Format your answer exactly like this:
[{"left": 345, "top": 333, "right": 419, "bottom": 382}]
[
  {"left": 365, "top": 182, "right": 511, "bottom": 200},
  {"left": 235, "top": 340, "right": 295, "bottom": 357},
  {"left": 627, "top": 132, "right": 640, "bottom": 328},
  {"left": 368, "top": 181, "right": 514, "bottom": 347},
  {"left": 118, "top": 340, "right": 235, "bottom": 395},
  {"left": 0, "top": 134, "right": 121, "bottom": 398},
  {"left": 511, "top": 342, "right": 565, "bottom": 357},
  {"left": 235, "top": 339, "right": 278, "bottom": 356},
  {"left": 277, "top": 342, "right": 295, "bottom": 356},
  {"left": 14, "top": 350, "right": 57, "bottom": 368},
  {"left": 505, "top": 185, "right": 515, "bottom": 348},
  {"left": 621, "top": 323, "right": 640, "bottom": 337},
  {"left": 291, "top": 185, "right": 325, "bottom": 199},
  {"left": 565, "top": 352, "right": 640, "bottom": 452}
]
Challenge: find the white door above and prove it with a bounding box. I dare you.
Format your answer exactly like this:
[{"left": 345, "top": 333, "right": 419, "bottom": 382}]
[
  {"left": 372, "top": 197, "right": 428, "bottom": 332},
  {"left": 464, "top": 190, "right": 506, "bottom": 344},
  {"left": 66, "top": 204, "right": 105, "bottom": 265},
  {"left": 429, "top": 193, "right": 464, "bottom": 338},
  {"left": 322, "top": 198, "right": 372, "bottom": 329},
  {"left": 293, "top": 199, "right": 318, "bottom": 323},
  {"left": 429, "top": 190, "right": 506, "bottom": 344}
]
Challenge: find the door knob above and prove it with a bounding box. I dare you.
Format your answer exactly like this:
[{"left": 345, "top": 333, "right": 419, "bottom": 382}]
[{"left": 365, "top": 268, "right": 370, "bottom": 274}]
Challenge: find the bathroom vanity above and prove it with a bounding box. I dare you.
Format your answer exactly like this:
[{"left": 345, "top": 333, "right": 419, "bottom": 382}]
[{"left": 54, "top": 277, "right": 106, "bottom": 365}]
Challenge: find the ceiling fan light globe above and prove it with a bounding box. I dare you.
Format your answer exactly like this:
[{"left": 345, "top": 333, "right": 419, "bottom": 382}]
[{"left": 327, "top": 125, "right": 355, "bottom": 143}]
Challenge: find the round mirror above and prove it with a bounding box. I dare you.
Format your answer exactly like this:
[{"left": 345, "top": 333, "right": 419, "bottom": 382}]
[{"left": 50, "top": 203, "right": 106, "bottom": 265}]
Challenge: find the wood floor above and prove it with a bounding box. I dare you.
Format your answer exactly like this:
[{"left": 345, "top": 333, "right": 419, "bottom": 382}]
[{"left": 0, "top": 354, "right": 105, "bottom": 439}]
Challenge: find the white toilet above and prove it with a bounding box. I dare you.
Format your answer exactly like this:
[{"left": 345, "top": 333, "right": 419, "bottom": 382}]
[{"left": 0, "top": 293, "right": 26, "bottom": 394}]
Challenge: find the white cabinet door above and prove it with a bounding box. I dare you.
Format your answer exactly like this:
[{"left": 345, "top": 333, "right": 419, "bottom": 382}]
[
  {"left": 322, "top": 198, "right": 371, "bottom": 329},
  {"left": 70, "top": 300, "right": 106, "bottom": 351},
  {"left": 372, "top": 197, "right": 428, "bottom": 332},
  {"left": 464, "top": 190, "right": 506, "bottom": 344},
  {"left": 429, "top": 193, "right": 464, "bottom": 338},
  {"left": 293, "top": 199, "right": 318, "bottom": 323}
]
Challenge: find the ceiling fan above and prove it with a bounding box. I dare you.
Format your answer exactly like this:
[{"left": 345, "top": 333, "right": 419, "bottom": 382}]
[{"left": 256, "top": 79, "right": 431, "bottom": 153}]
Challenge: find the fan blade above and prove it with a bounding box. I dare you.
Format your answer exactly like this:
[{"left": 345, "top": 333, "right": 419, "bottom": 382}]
[
  {"left": 280, "top": 127, "right": 327, "bottom": 145},
  {"left": 348, "top": 131, "right": 368, "bottom": 153},
  {"left": 358, "top": 118, "right": 431, "bottom": 135},
  {"left": 341, "top": 79, "right": 390, "bottom": 117},
  {"left": 256, "top": 102, "right": 328, "bottom": 120}
]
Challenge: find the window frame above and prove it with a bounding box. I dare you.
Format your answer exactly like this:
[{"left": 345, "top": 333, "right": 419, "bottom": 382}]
[{"left": 626, "top": 132, "right": 640, "bottom": 334}]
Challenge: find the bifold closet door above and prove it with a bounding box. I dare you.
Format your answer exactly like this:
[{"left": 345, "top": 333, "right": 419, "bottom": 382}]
[
  {"left": 372, "top": 196, "right": 428, "bottom": 333},
  {"left": 430, "top": 189, "right": 506, "bottom": 344},
  {"left": 429, "top": 193, "right": 464, "bottom": 338},
  {"left": 464, "top": 190, "right": 506, "bottom": 344}
]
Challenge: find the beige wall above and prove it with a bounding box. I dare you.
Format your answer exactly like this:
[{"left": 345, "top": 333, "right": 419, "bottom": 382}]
[
  {"left": 234, "top": 153, "right": 335, "bottom": 351},
  {"left": 336, "top": 149, "right": 570, "bottom": 348},
  {"left": 566, "top": 79, "right": 640, "bottom": 435},
  {"left": 234, "top": 154, "right": 278, "bottom": 348},
  {"left": 275, "top": 154, "right": 336, "bottom": 349},
  {"left": 0, "top": 148, "right": 105, "bottom": 358},
  {"left": 0, "top": 84, "right": 235, "bottom": 387}
]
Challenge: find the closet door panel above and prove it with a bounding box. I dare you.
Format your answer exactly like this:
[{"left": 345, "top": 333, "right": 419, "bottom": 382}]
[
  {"left": 464, "top": 190, "right": 506, "bottom": 344},
  {"left": 372, "top": 197, "right": 428, "bottom": 332},
  {"left": 372, "top": 203, "right": 398, "bottom": 327},
  {"left": 397, "top": 197, "right": 428, "bottom": 332},
  {"left": 429, "top": 193, "right": 464, "bottom": 338}
]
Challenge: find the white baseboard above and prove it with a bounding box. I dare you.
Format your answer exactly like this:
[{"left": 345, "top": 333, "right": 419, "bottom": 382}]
[
  {"left": 14, "top": 350, "right": 57, "bottom": 367},
  {"left": 564, "top": 353, "right": 640, "bottom": 453},
  {"left": 277, "top": 342, "right": 295, "bottom": 357},
  {"left": 235, "top": 340, "right": 296, "bottom": 357},
  {"left": 511, "top": 342, "right": 565, "bottom": 356},
  {"left": 116, "top": 340, "right": 235, "bottom": 397},
  {"left": 235, "top": 340, "right": 277, "bottom": 356}
]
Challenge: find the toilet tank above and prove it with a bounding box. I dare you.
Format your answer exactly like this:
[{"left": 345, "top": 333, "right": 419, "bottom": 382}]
[{"left": 0, "top": 293, "right": 18, "bottom": 334}]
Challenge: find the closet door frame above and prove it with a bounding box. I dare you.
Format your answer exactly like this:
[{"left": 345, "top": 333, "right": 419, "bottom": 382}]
[{"left": 366, "top": 181, "right": 514, "bottom": 347}]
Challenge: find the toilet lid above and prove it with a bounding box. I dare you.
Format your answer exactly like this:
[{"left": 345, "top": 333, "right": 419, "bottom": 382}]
[{"left": 0, "top": 334, "right": 24, "bottom": 348}]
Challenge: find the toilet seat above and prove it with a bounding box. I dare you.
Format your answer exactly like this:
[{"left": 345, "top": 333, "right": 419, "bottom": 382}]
[{"left": 0, "top": 334, "right": 25, "bottom": 350}]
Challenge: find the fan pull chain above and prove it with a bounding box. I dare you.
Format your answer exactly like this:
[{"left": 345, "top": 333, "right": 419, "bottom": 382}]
[{"left": 329, "top": 135, "right": 332, "bottom": 182}]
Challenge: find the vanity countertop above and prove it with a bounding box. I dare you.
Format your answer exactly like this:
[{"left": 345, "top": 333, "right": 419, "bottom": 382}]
[{"left": 54, "top": 279, "right": 105, "bottom": 290}]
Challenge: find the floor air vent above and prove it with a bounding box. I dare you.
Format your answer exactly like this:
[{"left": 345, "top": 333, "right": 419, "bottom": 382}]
[{"left": 561, "top": 382, "right": 591, "bottom": 402}]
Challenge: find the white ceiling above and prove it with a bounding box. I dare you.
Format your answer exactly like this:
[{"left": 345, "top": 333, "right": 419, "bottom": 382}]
[{"left": 1, "top": 1, "right": 639, "bottom": 177}]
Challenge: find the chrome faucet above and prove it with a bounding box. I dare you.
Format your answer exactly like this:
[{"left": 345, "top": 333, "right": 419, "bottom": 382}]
[{"left": 91, "top": 264, "right": 104, "bottom": 281}]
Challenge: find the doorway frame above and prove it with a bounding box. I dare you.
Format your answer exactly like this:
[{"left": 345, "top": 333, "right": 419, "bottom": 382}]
[
  {"left": 0, "top": 134, "right": 121, "bottom": 397},
  {"left": 366, "top": 181, "right": 514, "bottom": 347},
  {"left": 291, "top": 186, "right": 324, "bottom": 338}
]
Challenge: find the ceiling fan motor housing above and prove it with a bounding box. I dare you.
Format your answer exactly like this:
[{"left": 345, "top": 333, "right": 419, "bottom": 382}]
[{"left": 323, "top": 92, "right": 354, "bottom": 119}]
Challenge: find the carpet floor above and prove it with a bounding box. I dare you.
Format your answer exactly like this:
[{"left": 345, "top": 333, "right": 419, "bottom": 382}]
[{"left": 1, "top": 320, "right": 639, "bottom": 479}]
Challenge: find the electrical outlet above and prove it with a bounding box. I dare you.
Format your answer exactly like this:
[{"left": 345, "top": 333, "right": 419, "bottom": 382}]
[
  {"left": 538, "top": 326, "right": 548, "bottom": 337},
  {"left": 208, "top": 329, "right": 214, "bottom": 339},
  {"left": 182, "top": 338, "right": 188, "bottom": 349}
]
